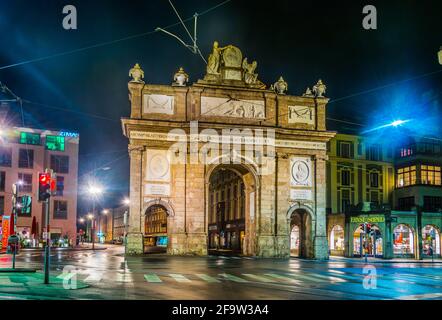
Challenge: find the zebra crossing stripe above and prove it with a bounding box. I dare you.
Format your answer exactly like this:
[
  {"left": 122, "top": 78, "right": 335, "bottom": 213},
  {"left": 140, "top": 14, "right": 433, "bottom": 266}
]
[
  {"left": 310, "top": 273, "right": 346, "bottom": 282},
  {"left": 289, "top": 273, "right": 323, "bottom": 283},
  {"left": 242, "top": 274, "right": 273, "bottom": 282},
  {"left": 144, "top": 274, "right": 162, "bottom": 283},
  {"left": 264, "top": 273, "right": 303, "bottom": 284},
  {"left": 196, "top": 274, "right": 221, "bottom": 283},
  {"left": 220, "top": 273, "right": 248, "bottom": 282},
  {"left": 169, "top": 274, "right": 191, "bottom": 283},
  {"left": 84, "top": 272, "right": 103, "bottom": 283}
]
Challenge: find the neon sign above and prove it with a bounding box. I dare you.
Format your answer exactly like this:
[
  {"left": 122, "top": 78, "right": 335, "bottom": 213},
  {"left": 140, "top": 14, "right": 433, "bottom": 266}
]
[{"left": 59, "top": 131, "right": 79, "bottom": 138}]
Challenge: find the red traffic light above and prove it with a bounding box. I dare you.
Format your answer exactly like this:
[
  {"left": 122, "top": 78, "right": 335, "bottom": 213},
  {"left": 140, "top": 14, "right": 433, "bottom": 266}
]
[{"left": 39, "top": 173, "right": 50, "bottom": 184}]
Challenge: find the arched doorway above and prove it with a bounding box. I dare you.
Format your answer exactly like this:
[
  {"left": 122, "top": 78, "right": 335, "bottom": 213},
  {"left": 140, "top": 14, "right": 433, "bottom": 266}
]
[
  {"left": 393, "top": 224, "right": 415, "bottom": 257},
  {"left": 353, "top": 224, "right": 383, "bottom": 257},
  {"left": 329, "top": 225, "right": 345, "bottom": 256},
  {"left": 144, "top": 205, "right": 168, "bottom": 253},
  {"left": 422, "top": 225, "right": 441, "bottom": 257},
  {"left": 207, "top": 164, "right": 256, "bottom": 256},
  {"left": 289, "top": 208, "right": 313, "bottom": 258}
]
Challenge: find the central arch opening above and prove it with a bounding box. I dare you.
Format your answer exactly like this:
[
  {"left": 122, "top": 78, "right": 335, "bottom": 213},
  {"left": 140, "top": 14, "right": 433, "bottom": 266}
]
[
  {"left": 144, "top": 204, "right": 168, "bottom": 253},
  {"left": 289, "top": 208, "right": 313, "bottom": 258},
  {"left": 207, "top": 164, "right": 256, "bottom": 256}
]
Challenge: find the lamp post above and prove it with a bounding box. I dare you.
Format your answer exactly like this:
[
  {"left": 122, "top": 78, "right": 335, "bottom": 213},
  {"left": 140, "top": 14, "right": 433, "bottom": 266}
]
[
  {"left": 122, "top": 198, "right": 130, "bottom": 247},
  {"left": 87, "top": 184, "right": 103, "bottom": 250}
]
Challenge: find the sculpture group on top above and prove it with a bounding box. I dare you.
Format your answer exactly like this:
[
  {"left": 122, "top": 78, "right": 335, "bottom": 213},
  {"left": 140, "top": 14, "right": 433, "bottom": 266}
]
[
  {"left": 202, "top": 41, "right": 266, "bottom": 89},
  {"left": 128, "top": 41, "right": 327, "bottom": 98}
]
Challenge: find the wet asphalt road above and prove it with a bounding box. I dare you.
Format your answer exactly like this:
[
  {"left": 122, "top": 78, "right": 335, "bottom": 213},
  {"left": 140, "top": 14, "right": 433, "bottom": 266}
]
[{"left": 1, "top": 245, "right": 442, "bottom": 300}]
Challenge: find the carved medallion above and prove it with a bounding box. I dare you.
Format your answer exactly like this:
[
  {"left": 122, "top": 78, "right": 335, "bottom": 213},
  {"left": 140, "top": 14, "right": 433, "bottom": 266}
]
[
  {"left": 146, "top": 150, "right": 170, "bottom": 182},
  {"left": 290, "top": 157, "right": 312, "bottom": 187}
]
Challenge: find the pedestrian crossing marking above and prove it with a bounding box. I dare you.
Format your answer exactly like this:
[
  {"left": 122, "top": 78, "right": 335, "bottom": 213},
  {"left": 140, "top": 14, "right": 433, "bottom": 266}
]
[
  {"left": 169, "top": 273, "right": 191, "bottom": 283},
  {"left": 220, "top": 273, "right": 248, "bottom": 282},
  {"left": 397, "top": 292, "right": 442, "bottom": 300},
  {"left": 84, "top": 272, "right": 103, "bottom": 283},
  {"left": 242, "top": 274, "right": 273, "bottom": 282},
  {"left": 196, "top": 274, "right": 221, "bottom": 283},
  {"left": 264, "top": 273, "right": 303, "bottom": 285},
  {"left": 289, "top": 273, "right": 323, "bottom": 283},
  {"left": 144, "top": 274, "right": 162, "bottom": 283}
]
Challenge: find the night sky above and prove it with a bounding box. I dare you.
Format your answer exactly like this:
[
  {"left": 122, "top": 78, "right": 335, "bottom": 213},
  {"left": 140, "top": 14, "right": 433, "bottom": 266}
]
[{"left": 1, "top": 0, "right": 441, "bottom": 214}]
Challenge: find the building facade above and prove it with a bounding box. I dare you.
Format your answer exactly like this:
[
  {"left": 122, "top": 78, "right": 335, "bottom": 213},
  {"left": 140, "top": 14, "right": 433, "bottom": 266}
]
[
  {"left": 122, "top": 42, "right": 335, "bottom": 258},
  {"left": 99, "top": 205, "right": 128, "bottom": 244},
  {"left": 0, "top": 126, "right": 79, "bottom": 246},
  {"left": 326, "top": 133, "right": 442, "bottom": 259}
]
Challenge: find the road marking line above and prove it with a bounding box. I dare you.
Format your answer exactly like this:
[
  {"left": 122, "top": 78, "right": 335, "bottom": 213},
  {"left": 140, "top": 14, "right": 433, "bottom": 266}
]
[
  {"left": 289, "top": 273, "right": 323, "bottom": 283},
  {"left": 311, "top": 273, "right": 346, "bottom": 282},
  {"left": 144, "top": 274, "right": 162, "bottom": 283},
  {"left": 264, "top": 273, "right": 302, "bottom": 285},
  {"left": 220, "top": 273, "right": 248, "bottom": 282},
  {"left": 169, "top": 273, "right": 191, "bottom": 283},
  {"left": 84, "top": 272, "right": 103, "bottom": 283},
  {"left": 242, "top": 274, "right": 273, "bottom": 282},
  {"left": 196, "top": 274, "right": 221, "bottom": 283}
]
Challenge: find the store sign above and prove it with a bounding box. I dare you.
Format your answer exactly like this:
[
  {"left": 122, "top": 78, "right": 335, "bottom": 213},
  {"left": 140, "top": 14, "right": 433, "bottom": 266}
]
[
  {"left": 350, "top": 216, "right": 385, "bottom": 223},
  {"left": 1, "top": 216, "right": 11, "bottom": 249},
  {"left": 59, "top": 131, "right": 79, "bottom": 138}
]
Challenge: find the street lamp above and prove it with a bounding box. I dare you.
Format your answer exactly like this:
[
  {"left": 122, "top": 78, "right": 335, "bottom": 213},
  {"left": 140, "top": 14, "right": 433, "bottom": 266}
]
[
  {"left": 87, "top": 184, "right": 103, "bottom": 250},
  {"left": 123, "top": 198, "right": 130, "bottom": 205}
]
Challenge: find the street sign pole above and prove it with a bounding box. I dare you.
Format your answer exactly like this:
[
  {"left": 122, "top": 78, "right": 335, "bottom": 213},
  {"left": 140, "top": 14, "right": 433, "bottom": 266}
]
[
  {"left": 364, "top": 223, "right": 368, "bottom": 264},
  {"left": 43, "top": 197, "right": 50, "bottom": 284},
  {"left": 11, "top": 183, "right": 18, "bottom": 269}
]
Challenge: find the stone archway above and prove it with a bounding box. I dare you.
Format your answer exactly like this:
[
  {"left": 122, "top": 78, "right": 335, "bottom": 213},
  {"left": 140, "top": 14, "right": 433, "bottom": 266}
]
[
  {"left": 205, "top": 162, "right": 258, "bottom": 256},
  {"left": 287, "top": 205, "right": 315, "bottom": 258}
]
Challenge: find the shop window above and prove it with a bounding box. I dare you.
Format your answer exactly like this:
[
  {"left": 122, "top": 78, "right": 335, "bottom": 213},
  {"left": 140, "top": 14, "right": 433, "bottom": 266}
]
[
  {"left": 45, "top": 135, "right": 65, "bottom": 151},
  {"left": 423, "top": 196, "right": 442, "bottom": 212},
  {"left": 18, "top": 173, "right": 32, "bottom": 193},
  {"left": 421, "top": 165, "right": 441, "bottom": 185},
  {"left": 18, "top": 149, "right": 34, "bottom": 168},
  {"left": 400, "top": 147, "right": 413, "bottom": 157},
  {"left": 20, "top": 132, "right": 41, "bottom": 145},
  {"left": 50, "top": 155, "right": 69, "bottom": 174},
  {"left": 17, "top": 196, "right": 32, "bottom": 217},
  {"left": 422, "top": 225, "right": 441, "bottom": 256},
  {"left": 329, "top": 225, "right": 344, "bottom": 251},
  {"left": 393, "top": 224, "right": 414, "bottom": 255},
  {"left": 0, "top": 147, "right": 12, "bottom": 167},
  {"left": 0, "top": 171, "right": 5, "bottom": 192},
  {"left": 353, "top": 225, "right": 383, "bottom": 256},
  {"left": 53, "top": 200, "right": 68, "bottom": 219},
  {"left": 396, "top": 166, "right": 416, "bottom": 187}
]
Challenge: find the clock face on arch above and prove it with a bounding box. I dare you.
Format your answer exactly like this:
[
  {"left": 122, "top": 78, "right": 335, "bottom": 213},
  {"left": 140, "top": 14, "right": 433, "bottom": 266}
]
[{"left": 201, "top": 96, "right": 265, "bottom": 119}]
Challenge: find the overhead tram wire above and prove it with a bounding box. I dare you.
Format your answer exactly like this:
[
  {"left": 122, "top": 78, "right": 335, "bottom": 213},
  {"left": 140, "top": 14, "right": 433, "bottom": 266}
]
[{"left": 0, "top": 0, "right": 232, "bottom": 71}]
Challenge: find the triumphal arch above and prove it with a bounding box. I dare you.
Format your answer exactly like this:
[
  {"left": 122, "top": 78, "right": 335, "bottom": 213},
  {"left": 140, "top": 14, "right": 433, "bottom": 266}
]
[{"left": 121, "top": 42, "right": 335, "bottom": 259}]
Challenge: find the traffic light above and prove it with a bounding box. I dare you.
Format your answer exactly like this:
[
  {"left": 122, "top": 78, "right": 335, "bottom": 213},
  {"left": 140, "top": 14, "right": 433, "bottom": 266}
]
[
  {"left": 366, "top": 223, "right": 372, "bottom": 234},
  {"left": 38, "top": 172, "right": 51, "bottom": 201}
]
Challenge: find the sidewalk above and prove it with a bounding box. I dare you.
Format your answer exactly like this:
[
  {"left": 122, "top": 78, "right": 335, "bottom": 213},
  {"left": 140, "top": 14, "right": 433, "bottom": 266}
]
[
  {"left": 329, "top": 255, "right": 442, "bottom": 264},
  {"left": 0, "top": 243, "right": 109, "bottom": 254}
]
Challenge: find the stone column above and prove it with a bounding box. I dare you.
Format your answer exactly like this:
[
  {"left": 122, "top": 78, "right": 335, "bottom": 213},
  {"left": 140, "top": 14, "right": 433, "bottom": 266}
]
[
  {"left": 314, "top": 155, "right": 329, "bottom": 260},
  {"left": 126, "top": 145, "right": 144, "bottom": 255},
  {"left": 243, "top": 173, "right": 256, "bottom": 256},
  {"left": 275, "top": 153, "right": 290, "bottom": 258},
  {"left": 257, "top": 167, "right": 276, "bottom": 258}
]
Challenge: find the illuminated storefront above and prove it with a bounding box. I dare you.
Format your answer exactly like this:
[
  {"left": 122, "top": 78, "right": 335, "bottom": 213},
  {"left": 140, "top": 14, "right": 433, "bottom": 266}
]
[
  {"left": 393, "top": 224, "right": 415, "bottom": 257},
  {"left": 422, "top": 225, "right": 441, "bottom": 257},
  {"left": 329, "top": 225, "right": 344, "bottom": 255},
  {"left": 353, "top": 224, "right": 383, "bottom": 257}
]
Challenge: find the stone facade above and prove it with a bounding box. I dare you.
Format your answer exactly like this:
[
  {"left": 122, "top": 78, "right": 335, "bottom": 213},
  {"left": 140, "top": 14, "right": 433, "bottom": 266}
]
[{"left": 121, "top": 44, "right": 335, "bottom": 258}]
